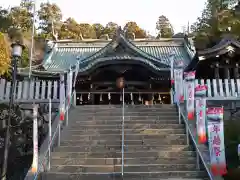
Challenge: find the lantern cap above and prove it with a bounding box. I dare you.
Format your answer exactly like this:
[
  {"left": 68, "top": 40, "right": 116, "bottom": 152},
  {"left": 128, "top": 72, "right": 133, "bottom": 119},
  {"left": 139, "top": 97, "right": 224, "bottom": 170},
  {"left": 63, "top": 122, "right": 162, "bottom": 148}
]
[{"left": 11, "top": 41, "right": 25, "bottom": 57}]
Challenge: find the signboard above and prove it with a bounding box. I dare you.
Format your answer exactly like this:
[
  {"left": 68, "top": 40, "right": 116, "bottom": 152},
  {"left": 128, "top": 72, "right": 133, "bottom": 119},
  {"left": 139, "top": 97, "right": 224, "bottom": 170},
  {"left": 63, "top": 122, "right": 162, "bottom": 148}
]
[
  {"left": 184, "top": 71, "right": 196, "bottom": 120},
  {"left": 207, "top": 107, "right": 227, "bottom": 176},
  {"left": 195, "top": 84, "right": 207, "bottom": 144}
]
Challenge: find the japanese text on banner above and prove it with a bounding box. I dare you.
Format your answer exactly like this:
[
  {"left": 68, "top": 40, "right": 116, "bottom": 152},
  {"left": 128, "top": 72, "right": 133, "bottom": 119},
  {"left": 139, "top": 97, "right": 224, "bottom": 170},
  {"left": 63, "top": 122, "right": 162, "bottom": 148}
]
[
  {"left": 184, "top": 71, "right": 195, "bottom": 120},
  {"left": 195, "top": 85, "right": 207, "bottom": 144},
  {"left": 207, "top": 107, "right": 227, "bottom": 176}
]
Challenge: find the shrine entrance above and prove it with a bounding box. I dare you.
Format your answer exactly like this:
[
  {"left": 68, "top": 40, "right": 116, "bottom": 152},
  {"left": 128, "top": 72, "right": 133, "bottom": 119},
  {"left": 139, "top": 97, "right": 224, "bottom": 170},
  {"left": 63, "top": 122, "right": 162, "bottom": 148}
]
[{"left": 75, "top": 64, "right": 171, "bottom": 105}]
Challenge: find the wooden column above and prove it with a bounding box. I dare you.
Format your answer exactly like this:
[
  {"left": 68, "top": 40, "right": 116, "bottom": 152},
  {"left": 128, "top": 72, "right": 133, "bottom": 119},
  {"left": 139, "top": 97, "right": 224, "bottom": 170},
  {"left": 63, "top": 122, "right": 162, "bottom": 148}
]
[
  {"left": 90, "top": 84, "right": 94, "bottom": 105},
  {"left": 224, "top": 59, "right": 230, "bottom": 79},
  {"left": 234, "top": 63, "right": 239, "bottom": 79},
  {"left": 214, "top": 62, "right": 220, "bottom": 79}
]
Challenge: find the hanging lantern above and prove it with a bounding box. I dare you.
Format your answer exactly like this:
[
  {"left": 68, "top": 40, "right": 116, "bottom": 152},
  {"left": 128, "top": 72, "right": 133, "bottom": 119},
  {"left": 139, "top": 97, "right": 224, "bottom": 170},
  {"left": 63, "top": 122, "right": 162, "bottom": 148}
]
[{"left": 116, "top": 77, "right": 125, "bottom": 89}]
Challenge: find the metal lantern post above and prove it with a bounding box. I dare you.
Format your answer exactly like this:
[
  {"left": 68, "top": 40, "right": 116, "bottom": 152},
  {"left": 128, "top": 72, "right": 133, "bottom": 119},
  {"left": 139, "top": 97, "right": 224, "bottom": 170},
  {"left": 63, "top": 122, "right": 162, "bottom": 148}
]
[{"left": 1, "top": 41, "right": 24, "bottom": 180}]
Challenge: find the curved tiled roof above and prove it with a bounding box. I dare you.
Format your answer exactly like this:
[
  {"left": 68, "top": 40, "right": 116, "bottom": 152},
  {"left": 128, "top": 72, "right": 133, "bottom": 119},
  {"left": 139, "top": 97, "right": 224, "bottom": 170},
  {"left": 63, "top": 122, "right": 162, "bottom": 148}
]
[
  {"left": 43, "top": 44, "right": 191, "bottom": 72},
  {"left": 41, "top": 30, "right": 194, "bottom": 73}
]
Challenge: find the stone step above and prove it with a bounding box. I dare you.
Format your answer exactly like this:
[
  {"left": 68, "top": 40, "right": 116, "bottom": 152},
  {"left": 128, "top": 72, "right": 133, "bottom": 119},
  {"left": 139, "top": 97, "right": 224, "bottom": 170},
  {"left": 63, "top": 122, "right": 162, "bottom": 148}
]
[
  {"left": 71, "top": 111, "right": 177, "bottom": 115},
  {"left": 72, "top": 115, "right": 179, "bottom": 121},
  {"left": 60, "top": 138, "right": 188, "bottom": 146},
  {"left": 67, "top": 128, "right": 185, "bottom": 135},
  {"left": 55, "top": 144, "right": 190, "bottom": 152},
  {"left": 68, "top": 123, "right": 184, "bottom": 130},
  {"left": 51, "top": 157, "right": 197, "bottom": 166},
  {"left": 76, "top": 104, "right": 175, "bottom": 108},
  {"left": 74, "top": 106, "right": 176, "bottom": 111},
  {"left": 42, "top": 171, "right": 207, "bottom": 180},
  {"left": 52, "top": 150, "right": 196, "bottom": 159},
  {"left": 49, "top": 164, "right": 197, "bottom": 173},
  {"left": 71, "top": 120, "right": 180, "bottom": 126},
  {"left": 62, "top": 138, "right": 186, "bottom": 145},
  {"left": 63, "top": 134, "right": 186, "bottom": 145},
  {"left": 75, "top": 108, "right": 177, "bottom": 113},
  {"left": 64, "top": 133, "right": 186, "bottom": 141}
]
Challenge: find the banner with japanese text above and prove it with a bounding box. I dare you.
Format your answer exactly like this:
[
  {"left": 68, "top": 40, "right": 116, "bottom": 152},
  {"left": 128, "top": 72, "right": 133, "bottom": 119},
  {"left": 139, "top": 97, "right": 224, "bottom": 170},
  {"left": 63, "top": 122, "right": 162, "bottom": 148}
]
[
  {"left": 184, "top": 71, "right": 196, "bottom": 120},
  {"left": 174, "top": 60, "right": 184, "bottom": 103},
  {"left": 67, "top": 67, "right": 73, "bottom": 108},
  {"left": 195, "top": 85, "right": 207, "bottom": 144},
  {"left": 174, "top": 68, "right": 184, "bottom": 104},
  {"left": 73, "top": 61, "right": 79, "bottom": 88},
  {"left": 31, "top": 105, "right": 38, "bottom": 173},
  {"left": 207, "top": 107, "right": 227, "bottom": 176},
  {"left": 59, "top": 73, "right": 65, "bottom": 121}
]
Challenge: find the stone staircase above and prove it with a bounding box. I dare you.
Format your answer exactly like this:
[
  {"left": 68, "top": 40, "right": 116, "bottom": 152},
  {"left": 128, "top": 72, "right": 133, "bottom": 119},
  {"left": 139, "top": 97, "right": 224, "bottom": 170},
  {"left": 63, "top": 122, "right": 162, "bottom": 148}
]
[{"left": 41, "top": 105, "right": 209, "bottom": 180}]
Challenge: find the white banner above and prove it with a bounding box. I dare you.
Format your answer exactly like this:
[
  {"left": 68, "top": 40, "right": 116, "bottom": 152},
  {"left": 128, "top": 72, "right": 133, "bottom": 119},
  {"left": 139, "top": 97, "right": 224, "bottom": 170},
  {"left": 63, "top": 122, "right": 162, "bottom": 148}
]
[
  {"left": 73, "top": 61, "right": 79, "bottom": 88},
  {"left": 184, "top": 71, "right": 196, "bottom": 120},
  {"left": 31, "top": 105, "right": 38, "bottom": 173},
  {"left": 207, "top": 107, "right": 227, "bottom": 176},
  {"left": 174, "top": 69, "right": 184, "bottom": 104},
  {"left": 195, "top": 85, "right": 207, "bottom": 144},
  {"left": 59, "top": 73, "right": 65, "bottom": 121},
  {"left": 67, "top": 68, "right": 73, "bottom": 107}
]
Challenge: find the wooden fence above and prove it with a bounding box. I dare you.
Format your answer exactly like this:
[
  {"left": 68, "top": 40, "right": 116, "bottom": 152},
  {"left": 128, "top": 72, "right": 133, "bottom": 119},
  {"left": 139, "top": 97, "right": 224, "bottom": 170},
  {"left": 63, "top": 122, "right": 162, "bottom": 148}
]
[
  {"left": 0, "top": 79, "right": 60, "bottom": 102},
  {"left": 194, "top": 79, "right": 240, "bottom": 100},
  {"left": 1, "top": 78, "right": 240, "bottom": 102}
]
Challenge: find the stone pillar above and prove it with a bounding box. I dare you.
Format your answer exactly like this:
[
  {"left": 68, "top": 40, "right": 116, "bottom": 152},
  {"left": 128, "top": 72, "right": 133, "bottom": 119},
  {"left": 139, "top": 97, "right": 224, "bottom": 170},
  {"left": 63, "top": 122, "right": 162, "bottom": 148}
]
[{"left": 234, "top": 63, "right": 239, "bottom": 79}]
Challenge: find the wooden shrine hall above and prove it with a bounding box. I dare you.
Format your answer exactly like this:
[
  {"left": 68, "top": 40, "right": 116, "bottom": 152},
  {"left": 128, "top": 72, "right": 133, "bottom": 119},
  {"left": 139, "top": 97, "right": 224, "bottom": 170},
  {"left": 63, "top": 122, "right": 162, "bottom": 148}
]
[
  {"left": 16, "top": 28, "right": 197, "bottom": 105},
  {"left": 185, "top": 37, "right": 240, "bottom": 79}
]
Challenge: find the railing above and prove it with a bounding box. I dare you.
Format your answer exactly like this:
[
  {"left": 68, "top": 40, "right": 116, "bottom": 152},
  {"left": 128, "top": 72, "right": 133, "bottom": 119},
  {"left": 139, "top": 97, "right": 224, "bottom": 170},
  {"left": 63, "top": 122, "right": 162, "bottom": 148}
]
[
  {"left": 24, "top": 93, "right": 73, "bottom": 180},
  {"left": 121, "top": 88, "right": 125, "bottom": 176},
  {"left": 1, "top": 78, "right": 240, "bottom": 102},
  {"left": 177, "top": 102, "right": 223, "bottom": 180}
]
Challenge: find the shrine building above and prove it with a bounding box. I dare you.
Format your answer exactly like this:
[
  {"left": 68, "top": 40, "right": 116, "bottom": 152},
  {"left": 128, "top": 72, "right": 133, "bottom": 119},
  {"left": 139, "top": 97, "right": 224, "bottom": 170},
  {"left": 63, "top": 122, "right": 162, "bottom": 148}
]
[{"left": 18, "top": 28, "right": 198, "bottom": 105}]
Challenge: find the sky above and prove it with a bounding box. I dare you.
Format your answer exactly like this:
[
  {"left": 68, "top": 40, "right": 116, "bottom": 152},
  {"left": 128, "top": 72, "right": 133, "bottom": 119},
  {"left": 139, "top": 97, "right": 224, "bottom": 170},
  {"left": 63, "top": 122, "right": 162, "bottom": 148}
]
[{"left": 1, "top": 0, "right": 207, "bottom": 35}]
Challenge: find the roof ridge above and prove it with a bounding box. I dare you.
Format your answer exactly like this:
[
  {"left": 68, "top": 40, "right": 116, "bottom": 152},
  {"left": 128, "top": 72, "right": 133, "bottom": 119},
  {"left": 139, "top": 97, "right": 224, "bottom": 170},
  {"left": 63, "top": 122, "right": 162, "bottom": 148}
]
[{"left": 54, "top": 38, "right": 185, "bottom": 44}]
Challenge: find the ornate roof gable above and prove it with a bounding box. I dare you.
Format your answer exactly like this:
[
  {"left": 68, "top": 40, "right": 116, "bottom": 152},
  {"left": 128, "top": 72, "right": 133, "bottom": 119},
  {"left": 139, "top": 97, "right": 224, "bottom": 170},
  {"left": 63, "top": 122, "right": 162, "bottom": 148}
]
[
  {"left": 198, "top": 37, "right": 240, "bottom": 58},
  {"left": 78, "top": 27, "right": 169, "bottom": 68}
]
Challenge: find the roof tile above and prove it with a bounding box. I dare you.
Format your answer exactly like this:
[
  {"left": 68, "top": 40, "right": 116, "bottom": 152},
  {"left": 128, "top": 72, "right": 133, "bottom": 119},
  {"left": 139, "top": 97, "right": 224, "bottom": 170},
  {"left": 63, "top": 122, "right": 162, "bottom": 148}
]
[{"left": 43, "top": 40, "right": 192, "bottom": 72}]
